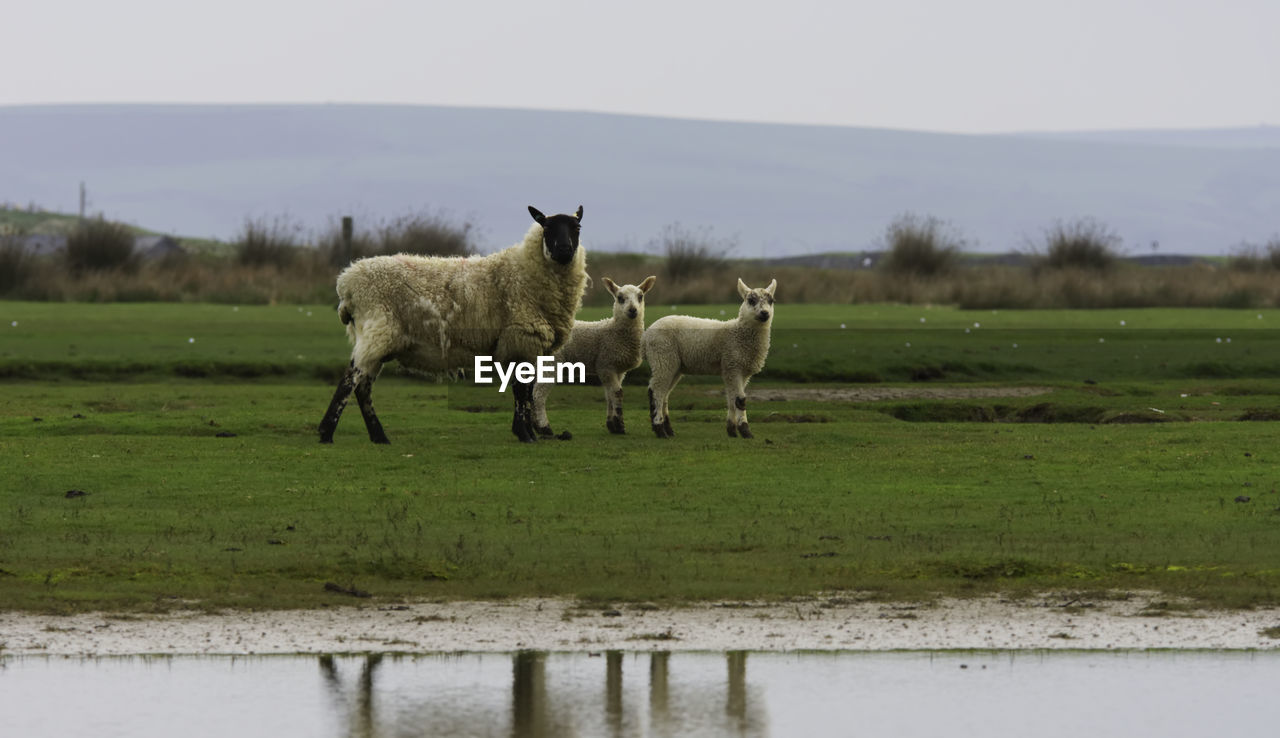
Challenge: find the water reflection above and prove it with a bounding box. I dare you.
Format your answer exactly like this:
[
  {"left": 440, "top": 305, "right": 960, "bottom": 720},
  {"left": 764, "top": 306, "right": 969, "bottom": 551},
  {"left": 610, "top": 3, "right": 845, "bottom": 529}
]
[
  {"left": 319, "top": 653, "right": 381, "bottom": 738},
  {"left": 5, "top": 651, "right": 1278, "bottom": 737},
  {"left": 313, "top": 650, "right": 765, "bottom": 737}
]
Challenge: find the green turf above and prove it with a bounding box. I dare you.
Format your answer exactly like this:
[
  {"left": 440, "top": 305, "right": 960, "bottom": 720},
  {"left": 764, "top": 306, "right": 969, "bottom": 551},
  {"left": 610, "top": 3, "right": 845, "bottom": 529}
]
[
  {"left": 4, "top": 301, "right": 1280, "bottom": 384},
  {"left": 2, "top": 302, "right": 1280, "bottom": 613},
  {"left": 3, "top": 377, "right": 1280, "bottom": 612}
]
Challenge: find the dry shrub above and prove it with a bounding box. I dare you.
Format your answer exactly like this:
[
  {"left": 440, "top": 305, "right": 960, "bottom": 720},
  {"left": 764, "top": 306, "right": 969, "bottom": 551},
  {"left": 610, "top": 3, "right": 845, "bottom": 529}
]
[
  {"left": 0, "top": 233, "right": 35, "bottom": 294},
  {"left": 236, "top": 217, "right": 303, "bottom": 268},
  {"left": 1035, "top": 218, "right": 1122, "bottom": 271},
  {"left": 374, "top": 213, "right": 472, "bottom": 257},
  {"left": 654, "top": 223, "right": 733, "bottom": 282},
  {"left": 65, "top": 217, "right": 137, "bottom": 273},
  {"left": 878, "top": 213, "right": 963, "bottom": 276},
  {"left": 1228, "top": 239, "right": 1280, "bottom": 272},
  {"left": 322, "top": 211, "right": 474, "bottom": 266}
]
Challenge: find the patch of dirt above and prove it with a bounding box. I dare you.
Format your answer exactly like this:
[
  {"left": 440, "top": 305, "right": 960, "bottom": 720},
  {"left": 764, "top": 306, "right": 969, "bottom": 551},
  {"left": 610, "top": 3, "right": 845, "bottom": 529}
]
[
  {"left": 743, "top": 386, "right": 1055, "bottom": 403},
  {"left": 4, "top": 593, "right": 1279, "bottom": 655}
]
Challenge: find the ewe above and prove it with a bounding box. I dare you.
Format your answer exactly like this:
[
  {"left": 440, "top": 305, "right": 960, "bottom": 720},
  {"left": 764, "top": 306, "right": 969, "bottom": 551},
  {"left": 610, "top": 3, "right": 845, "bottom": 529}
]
[
  {"left": 643, "top": 278, "right": 776, "bottom": 439},
  {"left": 532, "top": 275, "right": 657, "bottom": 436},
  {"left": 318, "top": 205, "right": 589, "bottom": 444}
]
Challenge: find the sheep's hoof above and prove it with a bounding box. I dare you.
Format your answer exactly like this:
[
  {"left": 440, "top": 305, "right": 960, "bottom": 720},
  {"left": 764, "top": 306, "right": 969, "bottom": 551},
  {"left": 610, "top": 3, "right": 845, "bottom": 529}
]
[
  {"left": 652, "top": 423, "right": 669, "bottom": 439},
  {"left": 535, "top": 425, "right": 555, "bottom": 437},
  {"left": 726, "top": 421, "right": 738, "bottom": 437},
  {"left": 662, "top": 419, "right": 675, "bottom": 437},
  {"left": 607, "top": 417, "right": 625, "bottom": 435},
  {"left": 556, "top": 431, "right": 573, "bottom": 441},
  {"left": 737, "top": 422, "right": 753, "bottom": 439}
]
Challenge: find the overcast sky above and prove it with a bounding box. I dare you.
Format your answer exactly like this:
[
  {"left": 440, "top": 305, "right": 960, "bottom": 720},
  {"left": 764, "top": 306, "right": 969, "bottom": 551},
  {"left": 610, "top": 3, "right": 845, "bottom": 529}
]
[{"left": 4, "top": 0, "right": 1277, "bottom": 133}]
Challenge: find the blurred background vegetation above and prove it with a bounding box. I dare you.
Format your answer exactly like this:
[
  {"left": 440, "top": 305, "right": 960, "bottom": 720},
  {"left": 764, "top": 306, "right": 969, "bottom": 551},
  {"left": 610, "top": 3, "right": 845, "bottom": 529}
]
[{"left": 3, "top": 205, "right": 1279, "bottom": 309}]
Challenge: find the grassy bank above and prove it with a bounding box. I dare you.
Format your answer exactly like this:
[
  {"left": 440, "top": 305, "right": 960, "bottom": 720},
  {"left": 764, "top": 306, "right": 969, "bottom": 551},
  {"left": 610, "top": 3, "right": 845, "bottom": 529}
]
[{"left": 3, "top": 379, "right": 1279, "bottom": 612}]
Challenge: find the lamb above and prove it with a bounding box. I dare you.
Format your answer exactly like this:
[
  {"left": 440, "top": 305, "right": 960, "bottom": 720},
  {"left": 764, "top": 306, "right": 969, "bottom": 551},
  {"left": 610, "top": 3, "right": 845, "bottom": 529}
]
[
  {"left": 532, "top": 275, "right": 657, "bottom": 437},
  {"left": 643, "top": 278, "right": 776, "bottom": 439},
  {"left": 317, "top": 205, "right": 589, "bottom": 444}
]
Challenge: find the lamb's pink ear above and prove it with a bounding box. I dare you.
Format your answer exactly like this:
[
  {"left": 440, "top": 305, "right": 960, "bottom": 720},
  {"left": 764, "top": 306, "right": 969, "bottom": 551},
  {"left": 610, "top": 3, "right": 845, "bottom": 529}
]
[
  {"left": 765, "top": 279, "right": 777, "bottom": 296},
  {"left": 528, "top": 206, "right": 546, "bottom": 225},
  {"left": 603, "top": 277, "right": 619, "bottom": 296},
  {"left": 737, "top": 278, "right": 750, "bottom": 299},
  {"left": 639, "top": 275, "right": 657, "bottom": 293},
  {"left": 574, "top": 205, "right": 583, "bottom": 221}
]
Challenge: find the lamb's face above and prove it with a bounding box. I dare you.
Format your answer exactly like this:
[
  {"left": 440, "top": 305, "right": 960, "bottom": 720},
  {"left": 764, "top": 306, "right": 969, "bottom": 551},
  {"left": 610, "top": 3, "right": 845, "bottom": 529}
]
[
  {"left": 604, "top": 275, "right": 657, "bottom": 322},
  {"left": 528, "top": 205, "right": 583, "bottom": 266},
  {"left": 736, "top": 278, "right": 777, "bottom": 325}
]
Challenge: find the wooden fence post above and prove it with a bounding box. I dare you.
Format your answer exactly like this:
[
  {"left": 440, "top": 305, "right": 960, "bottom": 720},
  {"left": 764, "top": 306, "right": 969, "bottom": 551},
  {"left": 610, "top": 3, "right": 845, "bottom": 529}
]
[{"left": 341, "top": 216, "right": 353, "bottom": 264}]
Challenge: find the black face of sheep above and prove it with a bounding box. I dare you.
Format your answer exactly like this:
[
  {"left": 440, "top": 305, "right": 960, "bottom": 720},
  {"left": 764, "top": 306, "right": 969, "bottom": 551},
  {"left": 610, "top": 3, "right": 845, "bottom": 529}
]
[{"left": 528, "top": 205, "right": 583, "bottom": 266}]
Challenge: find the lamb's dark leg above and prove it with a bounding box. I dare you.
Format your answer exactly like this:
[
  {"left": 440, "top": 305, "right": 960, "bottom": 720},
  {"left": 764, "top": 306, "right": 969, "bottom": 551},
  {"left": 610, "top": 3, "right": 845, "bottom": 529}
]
[
  {"left": 603, "top": 376, "right": 625, "bottom": 435},
  {"left": 354, "top": 372, "right": 390, "bottom": 444},
  {"left": 648, "top": 388, "right": 671, "bottom": 438},
  {"left": 511, "top": 381, "right": 537, "bottom": 443},
  {"left": 319, "top": 361, "right": 358, "bottom": 443},
  {"left": 607, "top": 388, "right": 626, "bottom": 434},
  {"left": 736, "top": 396, "right": 753, "bottom": 439}
]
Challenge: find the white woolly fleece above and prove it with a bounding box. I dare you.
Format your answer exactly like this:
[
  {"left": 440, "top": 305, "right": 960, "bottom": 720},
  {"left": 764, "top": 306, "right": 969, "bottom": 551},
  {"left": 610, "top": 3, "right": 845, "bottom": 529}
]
[{"left": 334, "top": 223, "right": 588, "bottom": 378}]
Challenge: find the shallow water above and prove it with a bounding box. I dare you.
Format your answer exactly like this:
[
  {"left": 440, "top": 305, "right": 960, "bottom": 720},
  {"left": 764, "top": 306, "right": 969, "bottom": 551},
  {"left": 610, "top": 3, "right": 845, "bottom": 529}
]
[{"left": 2, "top": 650, "right": 1277, "bottom": 737}]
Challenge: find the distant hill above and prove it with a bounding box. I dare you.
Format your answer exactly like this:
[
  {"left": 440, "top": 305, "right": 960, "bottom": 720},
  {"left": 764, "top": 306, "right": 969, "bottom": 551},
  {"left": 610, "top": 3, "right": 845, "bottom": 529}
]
[{"left": 1, "top": 104, "right": 1277, "bottom": 256}]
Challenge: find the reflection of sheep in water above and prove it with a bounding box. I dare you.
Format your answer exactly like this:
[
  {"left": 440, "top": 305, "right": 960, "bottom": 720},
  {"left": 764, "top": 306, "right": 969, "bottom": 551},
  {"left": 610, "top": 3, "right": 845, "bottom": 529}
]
[
  {"left": 318, "top": 205, "right": 589, "bottom": 444},
  {"left": 532, "top": 275, "right": 657, "bottom": 436},
  {"left": 643, "top": 278, "right": 776, "bottom": 439}
]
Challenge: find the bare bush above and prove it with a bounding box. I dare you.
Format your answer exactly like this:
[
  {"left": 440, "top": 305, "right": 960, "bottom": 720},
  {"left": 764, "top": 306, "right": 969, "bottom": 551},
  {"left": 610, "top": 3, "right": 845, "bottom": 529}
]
[
  {"left": 653, "top": 223, "right": 734, "bottom": 282},
  {"left": 322, "top": 212, "right": 474, "bottom": 265},
  {"left": 65, "top": 217, "right": 137, "bottom": 273},
  {"left": 375, "top": 213, "right": 473, "bottom": 257},
  {"left": 1228, "top": 238, "right": 1280, "bottom": 272},
  {"left": 0, "top": 232, "right": 35, "bottom": 294},
  {"left": 878, "top": 213, "right": 963, "bottom": 276},
  {"left": 236, "top": 217, "right": 302, "bottom": 268},
  {"left": 1035, "top": 218, "right": 1122, "bottom": 271}
]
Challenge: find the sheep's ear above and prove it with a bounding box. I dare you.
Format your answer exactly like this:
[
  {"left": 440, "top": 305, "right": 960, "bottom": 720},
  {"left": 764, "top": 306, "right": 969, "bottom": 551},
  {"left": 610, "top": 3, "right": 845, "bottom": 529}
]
[
  {"left": 528, "top": 206, "right": 546, "bottom": 225},
  {"left": 737, "top": 278, "right": 750, "bottom": 299},
  {"left": 765, "top": 279, "right": 777, "bottom": 296},
  {"left": 574, "top": 205, "right": 583, "bottom": 221},
  {"left": 603, "top": 277, "right": 619, "bottom": 296},
  {"left": 639, "top": 275, "right": 657, "bottom": 293}
]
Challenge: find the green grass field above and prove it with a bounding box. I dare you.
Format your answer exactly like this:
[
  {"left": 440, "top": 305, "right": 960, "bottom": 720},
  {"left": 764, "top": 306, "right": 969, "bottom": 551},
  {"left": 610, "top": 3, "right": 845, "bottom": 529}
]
[{"left": 2, "top": 301, "right": 1280, "bottom": 613}]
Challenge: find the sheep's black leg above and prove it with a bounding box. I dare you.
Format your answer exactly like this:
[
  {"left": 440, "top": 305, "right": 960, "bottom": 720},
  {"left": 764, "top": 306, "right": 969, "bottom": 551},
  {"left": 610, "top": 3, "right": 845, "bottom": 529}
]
[
  {"left": 521, "top": 382, "right": 540, "bottom": 441},
  {"left": 354, "top": 374, "right": 390, "bottom": 444},
  {"left": 511, "top": 381, "right": 537, "bottom": 443},
  {"left": 319, "top": 362, "right": 358, "bottom": 443}
]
